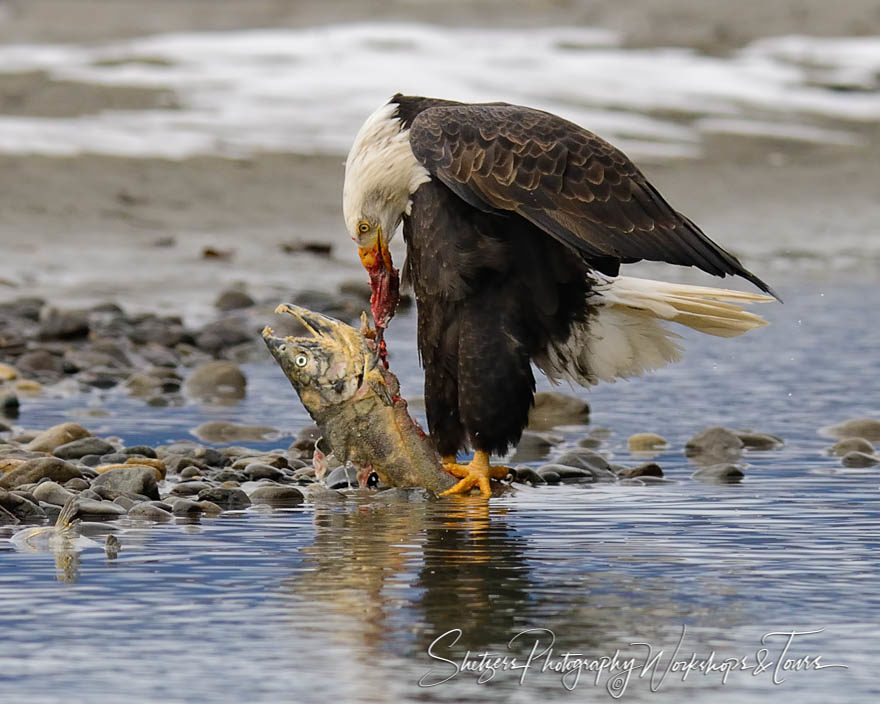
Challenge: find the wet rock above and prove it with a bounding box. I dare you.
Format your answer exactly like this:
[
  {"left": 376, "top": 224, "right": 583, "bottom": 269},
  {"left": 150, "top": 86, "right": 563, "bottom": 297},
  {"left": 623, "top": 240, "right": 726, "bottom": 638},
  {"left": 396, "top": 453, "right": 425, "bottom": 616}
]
[
  {"left": 72, "top": 498, "right": 127, "bottom": 520},
  {"left": 113, "top": 495, "right": 138, "bottom": 511},
  {"left": 168, "top": 498, "right": 203, "bottom": 516},
  {"left": 105, "top": 534, "right": 120, "bottom": 559},
  {"left": 841, "top": 451, "right": 880, "bottom": 468},
  {"left": 1, "top": 393, "right": 19, "bottom": 416},
  {"left": 214, "top": 288, "right": 255, "bottom": 311},
  {"left": 212, "top": 469, "right": 244, "bottom": 483},
  {"left": 170, "top": 481, "right": 213, "bottom": 496},
  {"left": 53, "top": 437, "right": 116, "bottom": 460},
  {"left": 197, "top": 487, "right": 251, "bottom": 510},
  {"left": 324, "top": 465, "right": 359, "bottom": 489},
  {"left": 510, "top": 430, "right": 564, "bottom": 463},
  {"left": 192, "top": 421, "right": 278, "bottom": 444},
  {"left": 242, "top": 463, "right": 285, "bottom": 482},
  {"left": 513, "top": 466, "right": 547, "bottom": 484},
  {"left": 189, "top": 447, "right": 227, "bottom": 467},
  {"left": 248, "top": 485, "right": 305, "bottom": 506},
  {"left": 16, "top": 349, "right": 64, "bottom": 376},
  {"left": 556, "top": 449, "right": 612, "bottom": 472},
  {"left": 139, "top": 343, "right": 180, "bottom": 368},
  {"left": 64, "top": 477, "right": 90, "bottom": 491},
  {"left": 231, "top": 454, "right": 288, "bottom": 470},
  {"left": 91, "top": 466, "right": 160, "bottom": 500},
  {"left": 32, "top": 481, "right": 75, "bottom": 506},
  {"left": 536, "top": 468, "right": 560, "bottom": 483},
  {"left": 127, "top": 503, "right": 173, "bottom": 521},
  {"left": 628, "top": 433, "right": 668, "bottom": 452},
  {"left": 164, "top": 456, "right": 210, "bottom": 475},
  {"left": 124, "top": 367, "right": 183, "bottom": 397},
  {"left": 735, "top": 431, "right": 784, "bottom": 450},
  {"left": 183, "top": 361, "right": 246, "bottom": 403},
  {"left": 617, "top": 462, "right": 665, "bottom": 479},
  {"left": 0, "top": 457, "right": 83, "bottom": 489},
  {"left": 128, "top": 315, "right": 190, "bottom": 347},
  {"left": 0, "top": 363, "right": 18, "bottom": 381},
  {"left": 178, "top": 466, "right": 203, "bottom": 480},
  {"left": 25, "top": 422, "right": 91, "bottom": 453},
  {"left": 0, "top": 489, "right": 46, "bottom": 520},
  {"left": 121, "top": 445, "right": 158, "bottom": 458},
  {"left": 692, "top": 463, "right": 745, "bottom": 484},
  {"left": 195, "top": 318, "right": 253, "bottom": 355},
  {"left": 577, "top": 436, "right": 602, "bottom": 449},
  {"left": 198, "top": 500, "right": 224, "bottom": 515},
  {"left": 829, "top": 437, "right": 874, "bottom": 456},
  {"left": 538, "top": 464, "right": 592, "bottom": 483},
  {"left": 685, "top": 427, "right": 743, "bottom": 464},
  {"left": 38, "top": 307, "right": 90, "bottom": 340},
  {"left": 527, "top": 392, "right": 590, "bottom": 431},
  {"left": 0, "top": 503, "right": 19, "bottom": 525},
  {"left": 824, "top": 418, "right": 880, "bottom": 442}
]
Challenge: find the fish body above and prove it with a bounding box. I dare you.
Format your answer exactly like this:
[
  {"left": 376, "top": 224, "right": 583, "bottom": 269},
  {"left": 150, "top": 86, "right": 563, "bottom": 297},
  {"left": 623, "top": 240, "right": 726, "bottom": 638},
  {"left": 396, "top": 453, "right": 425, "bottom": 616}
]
[{"left": 263, "top": 305, "right": 454, "bottom": 494}]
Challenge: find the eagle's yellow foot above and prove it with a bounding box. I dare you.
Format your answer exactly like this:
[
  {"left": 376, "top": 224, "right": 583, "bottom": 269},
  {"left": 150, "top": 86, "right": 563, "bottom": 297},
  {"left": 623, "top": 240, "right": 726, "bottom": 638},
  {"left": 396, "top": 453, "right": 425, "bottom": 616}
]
[{"left": 440, "top": 451, "right": 509, "bottom": 498}]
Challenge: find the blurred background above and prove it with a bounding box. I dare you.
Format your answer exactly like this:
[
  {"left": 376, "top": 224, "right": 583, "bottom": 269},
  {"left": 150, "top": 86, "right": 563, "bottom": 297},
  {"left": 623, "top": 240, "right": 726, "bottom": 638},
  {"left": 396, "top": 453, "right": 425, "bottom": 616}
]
[{"left": 0, "top": 0, "right": 878, "bottom": 320}]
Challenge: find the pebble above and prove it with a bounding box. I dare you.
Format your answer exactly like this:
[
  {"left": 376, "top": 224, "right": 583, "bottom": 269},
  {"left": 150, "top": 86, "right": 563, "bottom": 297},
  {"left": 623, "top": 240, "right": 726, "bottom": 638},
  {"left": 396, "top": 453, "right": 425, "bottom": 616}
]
[
  {"left": 197, "top": 487, "right": 251, "bottom": 510},
  {"left": 692, "top": 464, "right": 745, "bottom": 484},
  {"left": 32, "top": 481, "right": 75, "bottom": 506},
  {"left": 242, "top": 463, "right": 286, "bottom": 482},
  {"left": 24, "top": 422, "right": 91, "bottom": 453},
  {"left": 192, "top": 421, "right": 278, "bottom": 444},
  {"left": 183, "top": 361, "right": 247, "bottom": 403},
  {"left": 127, "top": 503, "right": 173, "bottom": 521},
  {"left": 628, "top": 433, "right": 668, "bottom": 452},
  {"left": 195, "top": 318, "right": 253, "bottom": 355},
  {"left": 829, "top": 437, "right": 875, "bottom": 456},
  {"left": 0, "top": 457, "right": 83, "bottom": 489},
  {"left": 64, "top": 477, "right": 90, "bottom": 491},
  {"left": 841, "top": 451, "right": 880, "bottom": 468},
  {"left": 124, "top": 367, "right": 183, "bottom": 397},
  {"left": 214, "top": 288, "right": 255, "bottom": 311},
  {"left": 15, "top": 379, "right": 43, "bottom": 393},
  {"left": 170, "top": 481, "right": 213, "bottom": 496},
  {"left": 1, "top": 394, "right": 19, "bottom": 415},
  {"left": 685, "top": 427, "right": 743, "bottom": 464},
  {"left": 113, "top": 495, "right": 138, "bottom": 511},
  {"left": 91, "top": 466, "right": 160, "bottom": 501},
  {"left": 735, "top": 431, "right": 784, "bottom": 450},
  {"left": 178, "top": 467, "right": 202, "bottom": 480},
  {"left": 0, "top": 488, "right": 46, "bottom": 520},
  {"left": 105, "top": 534, "right": 120, "bottom": 559},
  {"left": 512, "top": 466, "right": 546, "bottom": 484},
  {"left": 617, "top": 463, "right": 665, "bottom": 479},
  {"left": 510, "top": 430, "right": 564, "bottom": 463},
  {"left": 527, "top": 392, "right": 590, "bottom": 431},
  {"left": 121, "top": 445, "right": 158, "bottom": 458},
  {"left": 0, "top": 363, "right": 18, "bottom": 381},
  {"left": 52, "top": 436, "right": 116, "bottom": 460},
  {"left": 555, "top": 449, "right": 612, "bottom": 472},
  {"left": 73, "top": 498, "right": 128, "bottom": 519},
  {"left": 824, "top": 418, "right": 880, "bottom": 442},
  {"left": 15, "top": 349, "right": 64, "bottom": 376},
  {"left": 198, "top": 500, "right": 224, "bottom": 515},
  {"left": 168, "top": 498, "right": 204, "bottom": 516},
  {"left": 38, "top": 307, "right": 90, "bottom": 340},
  {"left": 248, "top": 485, "right": 305, "bottom": 506}
]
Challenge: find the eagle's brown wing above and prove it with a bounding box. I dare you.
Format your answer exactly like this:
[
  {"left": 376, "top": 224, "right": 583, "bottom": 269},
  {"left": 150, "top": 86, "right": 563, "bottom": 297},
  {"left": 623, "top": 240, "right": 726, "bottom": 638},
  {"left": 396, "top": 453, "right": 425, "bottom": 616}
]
[{"left": 408, "top": 103, "right": 774, "bottom": 295}]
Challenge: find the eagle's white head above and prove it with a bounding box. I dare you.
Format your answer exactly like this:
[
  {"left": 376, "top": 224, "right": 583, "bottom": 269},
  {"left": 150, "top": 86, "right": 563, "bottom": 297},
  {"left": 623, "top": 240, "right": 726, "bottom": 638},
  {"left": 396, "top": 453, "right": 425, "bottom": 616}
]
[{"left": 343, "top": 99, "right": 430, "bottom": 332}]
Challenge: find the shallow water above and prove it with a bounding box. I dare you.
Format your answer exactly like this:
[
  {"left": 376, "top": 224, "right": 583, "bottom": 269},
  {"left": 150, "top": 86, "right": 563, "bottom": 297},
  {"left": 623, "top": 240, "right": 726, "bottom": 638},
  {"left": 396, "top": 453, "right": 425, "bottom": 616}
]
[{"left": 2, "top": 283, "right": 879, "bottom": 702}]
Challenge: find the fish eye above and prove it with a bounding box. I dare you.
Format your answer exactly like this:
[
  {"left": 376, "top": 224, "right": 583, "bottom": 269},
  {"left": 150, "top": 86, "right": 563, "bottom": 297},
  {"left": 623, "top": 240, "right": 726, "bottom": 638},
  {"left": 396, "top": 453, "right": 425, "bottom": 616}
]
[
  {"left": 357, "top": 221, "right": 371, "bottom": 234},
  {"left": 277, "top": 344, "right": 287, "bottom": 353},
  {"left": 294, "top": 354, "right": 308, "bottom": 367}
]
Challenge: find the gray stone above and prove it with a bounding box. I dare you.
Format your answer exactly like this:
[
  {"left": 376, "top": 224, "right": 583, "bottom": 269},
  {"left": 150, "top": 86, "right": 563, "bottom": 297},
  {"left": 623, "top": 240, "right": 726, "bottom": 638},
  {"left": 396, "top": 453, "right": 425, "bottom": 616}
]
[
  {"left": 32, "top": 481, "right": 75, "bottom": 506},
  {"left": 195, "top": 318, "right": 253, "bottom": 355},
  {"left": 169, "top": 498, "right": 204, "bottom": 516},
  {"left": 242, "top": 463, "right": 285, "bottom": 482},
  {"left": 685, "top": 427, "right": 744, "bottom": 464},
  {"left": 170, "top": 481, "right": 213, "bottom": 496},
  {"left": 105, "top": 534, "right": 120, "bottom": 559},
  {"left": 692, "top": 463, "right": 745, "bottom": 484},
  {"left": 556, "top": 448, "right": 612, "bottom": 472},
  {"left": 0, "top": 457, "right": 83, "bottom": 489},
  {"left": 127, "top": 503, "right": 173, "bottom": 521},
  {"left": 617, "top": 462, "right": 665, "bottom": 479},
  {"left": 211, "top": 469, "right": 244, "bottom": 483},
  {"left": 510, "top": 430, "right": 564, "bottom": 463},
  {"left": 527, "top": 392, "right": 590, "bottom": 431},
  {"left": 38, "top": 307, "right": 90, "bottom": 340},
  {"left": 121, "top": 445, "right": 158, "bottom": 458},
  {"left": 64, "top": 478, "right": 90, "bottom": 491},
  {"left": 214, "top": 289, "right": 255, "bottom": 311},
  {"left": 72, "top": 498, "right": 128, "bottom": 519},
  {"left": 179, "top": 467, "right": 202, "bottom": 479},
  {"left": 824, "top": 418, "right": 880, "bottom": 441},
  {"left": 735, "top": 431, "right": 784, "bottom": 450},
  {"left": 829, "top": 437, "right": 874, "bottom": 456},
  {"left": 113, "top": 495, "right": 138, "bottom": 511},
  {"left": 192, "top": 421, "right": 278, "bottom": 444},
  {"left": 198, "top": 500, "right": 224, "bottom": 515},
  {"left": 513, "top": 466, "right": 546, "bottom": 484},
  {"left": 53, "top": 437, "right": 116, "bottom": 460},
  {"left": 197, "top": 487, "right": 251, "bottom": 510},
  {"left": 325, "top": 465, "right": 359, "bottom": 489},
  {"left": 92, "top": 466, "right": 160, "bottom": 501},
  {"left": 0, "top": 488, "right": 46, "bottom": 520},
  {"left": 628, "top": 433, "right": 668, "bottom": 452},
  {"left": 16, "top": 349, "right": 64, "bottom": 376},
  {"left": 537, "top": 469, "right": 560, "bottom": 483},
  {"left": 841, "top": 451, "right": 880, "bottom": 468},
  {"left": 183, "top": 360, "right": 247, "bottom": 403},
  {"left": 248, "top": 485, "right": 305, "bottom": 506},
  {"left": 24, "top": 423, "right": 91, "bottom": 453}
]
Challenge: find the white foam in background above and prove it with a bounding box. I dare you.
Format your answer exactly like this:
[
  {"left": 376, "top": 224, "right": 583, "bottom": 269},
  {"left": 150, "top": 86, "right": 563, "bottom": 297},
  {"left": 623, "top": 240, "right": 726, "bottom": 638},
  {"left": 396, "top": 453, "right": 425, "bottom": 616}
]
[{"left": 0, "top": 23, "right": 877, "bottom": 160}]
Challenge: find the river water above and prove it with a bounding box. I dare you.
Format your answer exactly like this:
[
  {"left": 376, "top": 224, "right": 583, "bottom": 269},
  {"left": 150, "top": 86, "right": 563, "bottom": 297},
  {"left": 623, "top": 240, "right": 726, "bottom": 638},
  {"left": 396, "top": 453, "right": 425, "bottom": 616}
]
[{"left": 1, "top": 19, "right": 879, "bottom": 704}]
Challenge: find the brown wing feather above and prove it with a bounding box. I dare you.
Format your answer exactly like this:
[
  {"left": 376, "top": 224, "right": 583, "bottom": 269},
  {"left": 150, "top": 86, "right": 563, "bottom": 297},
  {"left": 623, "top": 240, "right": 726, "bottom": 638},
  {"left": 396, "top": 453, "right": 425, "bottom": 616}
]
[{"left": 408, "top": 103, "right": 774, "bottom": 296}]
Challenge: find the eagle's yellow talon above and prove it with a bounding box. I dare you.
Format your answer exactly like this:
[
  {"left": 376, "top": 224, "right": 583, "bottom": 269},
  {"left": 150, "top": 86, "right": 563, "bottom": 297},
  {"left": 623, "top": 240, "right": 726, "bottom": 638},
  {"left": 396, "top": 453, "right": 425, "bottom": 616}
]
[{"left": 440, "top": 451, "right": 509, "bottom": 498}]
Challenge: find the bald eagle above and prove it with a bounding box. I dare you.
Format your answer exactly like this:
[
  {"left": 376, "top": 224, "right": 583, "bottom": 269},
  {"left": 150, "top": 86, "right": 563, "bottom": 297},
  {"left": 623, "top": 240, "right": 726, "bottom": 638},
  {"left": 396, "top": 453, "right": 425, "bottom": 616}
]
[{"left": 343, "top": 94, "right": 774, "bottom": 497}]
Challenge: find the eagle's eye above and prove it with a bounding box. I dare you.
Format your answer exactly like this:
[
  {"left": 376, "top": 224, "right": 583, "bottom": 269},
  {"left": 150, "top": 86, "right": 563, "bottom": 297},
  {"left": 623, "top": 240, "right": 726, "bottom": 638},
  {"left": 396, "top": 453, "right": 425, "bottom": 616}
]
[
  {"left": 357, "top": 221, "right": 371, "bottom": 235},
  {"left": 294, "top": 354, "right": 308, "bottom": 368}
]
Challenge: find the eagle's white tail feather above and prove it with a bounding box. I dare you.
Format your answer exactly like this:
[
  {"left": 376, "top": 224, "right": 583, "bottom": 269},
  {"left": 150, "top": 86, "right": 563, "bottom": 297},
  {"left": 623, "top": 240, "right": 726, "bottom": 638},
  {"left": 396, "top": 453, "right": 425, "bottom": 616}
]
[{"left": 535, "top": 276, "right": 773, "bottom": 386}]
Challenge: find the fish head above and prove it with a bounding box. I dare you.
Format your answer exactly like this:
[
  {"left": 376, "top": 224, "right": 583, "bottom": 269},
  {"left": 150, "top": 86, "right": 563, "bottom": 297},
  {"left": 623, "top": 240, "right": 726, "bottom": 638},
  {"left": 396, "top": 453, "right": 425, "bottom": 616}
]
[{"left": 263, "top": 304, "right": 378, "bottom": 411}]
